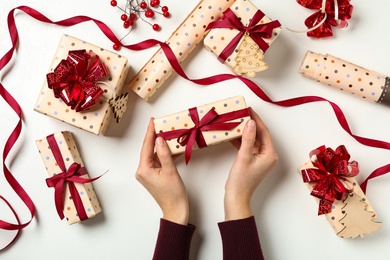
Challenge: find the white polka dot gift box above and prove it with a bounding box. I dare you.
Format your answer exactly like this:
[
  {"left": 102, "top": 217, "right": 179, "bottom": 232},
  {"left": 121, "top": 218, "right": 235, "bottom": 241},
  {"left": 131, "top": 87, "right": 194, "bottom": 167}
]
[
  {"left": 154, "top": 95, "right": 250, "bottom": 164},
  {"left": 298, "top": 145, "right": 381, "bottom": 238},
  {"left": 129, "top": 0, "right": 235, "bottom": 102},
  {"left": 36, "top": 131, "right": 102, "bottom": 224},
  {"left": 300, "top": 51, "right": 390, "bottom": 105},
  {"left": 203, "top": 0, "right": 282, "bottom": 78},
  {"left": 34, "top": 34, "right": 129, "bottom": 135}
]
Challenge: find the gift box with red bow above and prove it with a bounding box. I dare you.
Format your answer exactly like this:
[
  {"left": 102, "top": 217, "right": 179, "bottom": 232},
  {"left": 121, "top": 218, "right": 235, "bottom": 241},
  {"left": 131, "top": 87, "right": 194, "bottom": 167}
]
[
  {"left": 203, "top": 0, "right": 281, "bottom": 77},
  {"left": 36, "top": 131, "right": 102, "bottom": 224},
  {"left": 298, "top": 145, "right": 381, "bottom": 238},
  {"left": 154, "top": 96, "right": 251, "bottom": 164},
  {"left": 34, "top": 34, "right": 129, "bottom": 135}
]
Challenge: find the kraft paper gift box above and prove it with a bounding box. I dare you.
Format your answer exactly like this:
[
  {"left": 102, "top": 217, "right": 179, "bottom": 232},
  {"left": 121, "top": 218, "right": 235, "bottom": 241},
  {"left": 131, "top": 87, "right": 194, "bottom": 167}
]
[
  {"left": 36, "top": 131, "right": 102, "bottom": 224},
  {"left": 203, "top": 0, "right": 282, "bottom": 77},
  {"left": 154, "top": 96, "right": 251, "bottom": 164},
  {"left": 298, "top": 145, "right": 381, "bottom": 238},
  {"left": 34, "top": 34, "right": 129, "bottom": 135}
]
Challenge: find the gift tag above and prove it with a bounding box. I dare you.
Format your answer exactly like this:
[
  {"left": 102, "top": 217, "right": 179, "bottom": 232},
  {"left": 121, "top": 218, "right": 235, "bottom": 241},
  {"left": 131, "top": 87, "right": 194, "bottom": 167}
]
[{"left": 109, "top": 93, "right": 129, "bottom": 123}]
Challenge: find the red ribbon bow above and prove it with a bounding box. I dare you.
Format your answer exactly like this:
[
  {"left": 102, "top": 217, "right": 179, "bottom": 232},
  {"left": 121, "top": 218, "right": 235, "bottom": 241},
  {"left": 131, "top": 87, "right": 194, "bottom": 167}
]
[
  {"left": 297, "top": 0, "right": 353, "bottom": 38},
  {"left": 46, "top": 50, "right": 109, "bottom": 112},
  {"left": 157, "top": 107, "right": 250, "bottom": 164},
  {"left": 301, "top": 145, "right": 359, "bottom": 215},
  {"left": 206, "top": 8, "right": 281, "bottom": 63},
  {"left": 45, "top": 134, "right": 100, "bottom": 221}
]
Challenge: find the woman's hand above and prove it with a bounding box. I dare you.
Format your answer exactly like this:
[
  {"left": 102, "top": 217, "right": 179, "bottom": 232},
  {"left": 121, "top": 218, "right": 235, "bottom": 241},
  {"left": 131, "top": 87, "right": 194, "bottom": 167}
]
[
  {"left": 136, "top": 118, "right": 189, "bottom": 225},
  {"left": 225, "top": 108, "right": 278, "bottom": 221}
]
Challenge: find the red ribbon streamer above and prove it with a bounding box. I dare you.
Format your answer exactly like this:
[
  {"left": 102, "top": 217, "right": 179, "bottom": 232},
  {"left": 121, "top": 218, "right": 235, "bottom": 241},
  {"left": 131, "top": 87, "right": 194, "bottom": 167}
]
[
  {"left": 301, "top": 145, "right": 359, "bottom": 215},
  {"left": 45, "top": 134, "right": 99, "bottom": 221},
  {"left": 157, "top": 107, "right": 250, "bottom": 164},
  {"left": 0, "top": 5, "right": 389, "bottom": 249},
  {"left": 206, "top": 8, "right": 281, "bottom": 62},
  {"left": 47, "top": 50, "right": 108, "bottom": 112}
]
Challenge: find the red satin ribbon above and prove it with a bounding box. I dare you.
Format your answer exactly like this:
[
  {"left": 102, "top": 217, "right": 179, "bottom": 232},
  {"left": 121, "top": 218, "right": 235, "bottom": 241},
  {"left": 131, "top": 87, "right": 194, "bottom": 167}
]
[
  {"left": 0, "top": 5, "right": 389, "bottom": 249},
  {"left": 45, "top": 134, "right": 99, "bottom": 221},
  {"left": 301, "top": 145, "right": 359, "bottom": 215},
  {"left": 47, "top": 50, "right": 108, "bottom": 112},
  {"left": 297, "top": 0, "right": 353, "bottom": 38},
  {"left": 157, "top": 107, "right": 250, "bottom": 164},
  {"left": 206, "top": 8, "right": 281, "bottom": 62}
]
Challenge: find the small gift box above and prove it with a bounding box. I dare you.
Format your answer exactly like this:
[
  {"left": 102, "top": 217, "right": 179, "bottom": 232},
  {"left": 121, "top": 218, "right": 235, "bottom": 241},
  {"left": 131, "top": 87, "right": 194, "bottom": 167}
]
[
  {"left": 34, "top": 34, "right": 129, "bottom": 135},
  {"left": 204, "top": 0, "right": 282, "bottom": 77},
  {"left": 154, "top": 96, "right": 250, "bottom": 164},
  {"left": 298, "top": 145, "right": 381, "bottom": 238},
  {"left": 36, "top": 131, "right": 102, "bottom": 224}
]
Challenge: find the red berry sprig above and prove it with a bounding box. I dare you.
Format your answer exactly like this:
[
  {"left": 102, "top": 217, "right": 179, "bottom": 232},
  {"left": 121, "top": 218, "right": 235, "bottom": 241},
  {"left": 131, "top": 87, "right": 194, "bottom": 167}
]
[{"left": 110, "top": 0, "right": 171, "bottom": 50}]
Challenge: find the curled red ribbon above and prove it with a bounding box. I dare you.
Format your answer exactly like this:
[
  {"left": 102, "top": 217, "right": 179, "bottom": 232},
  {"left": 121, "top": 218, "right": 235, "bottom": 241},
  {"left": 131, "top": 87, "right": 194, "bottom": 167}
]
[
  {"left": 206, "top": 8, "right": 281, "bottom": 62},
  {"left": 301, "top": 145, "right": 359, "bottom": 215},
  {"left": 298, "top": 0, "right": 353, "bottom": 38},
  {"left": 47, "top": 50, "right": 108, "bottom": 112},
  {"left": 45, "top": 134, "right": 100, "bottom": 221},
  {"left": 157, "top": 107, "right": 250, "bottom": 164}
]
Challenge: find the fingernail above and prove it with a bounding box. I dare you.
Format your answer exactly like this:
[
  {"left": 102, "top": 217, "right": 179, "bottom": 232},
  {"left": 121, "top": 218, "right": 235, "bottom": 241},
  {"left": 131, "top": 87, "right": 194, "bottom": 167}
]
[
  {"left": 156, "top": 136, "right": 164, "bottom": 146},
  {"left": 247, "top": 120, "right": 255, "bottom": 129}
]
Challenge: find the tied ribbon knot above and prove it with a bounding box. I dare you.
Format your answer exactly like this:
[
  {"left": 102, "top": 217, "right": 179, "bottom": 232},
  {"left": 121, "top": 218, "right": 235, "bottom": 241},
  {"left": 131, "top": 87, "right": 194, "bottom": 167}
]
[
  {"left": 206, "top": 8, "right": 281, "bottom": 63},
  {"left": 46, "top": 50, "right": 109, "bottom": 112},
  {"left": 45, "top": 134, "right": 100, "bottom": 221},
  {"left": 301, "top": 145, "right": 359, "bottom": 215},
  {"left": 157, "top": 107, "right": 250, "bottom": 164},
  {"left": 298, "top": 0, "right": 353, "bottom": 38}
]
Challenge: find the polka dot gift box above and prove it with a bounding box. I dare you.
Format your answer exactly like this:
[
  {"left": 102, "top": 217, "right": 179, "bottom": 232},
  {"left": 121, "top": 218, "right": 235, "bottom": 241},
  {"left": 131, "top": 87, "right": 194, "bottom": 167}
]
[
  {"left": 128, "top": 0, "right": 235, "bottom": 102},
  {"left": 34, "top": 34, "right": 129, "bottom": 135},
  {"left": 203, "top": 0, "right": 282, "bottom": 77},
  {"left": 300, "top": 51, "right": 390, "bottom": 105},
  {"left": 36, "top": 131, "right": 102, "bottom": 224},
  {"left": 298, "top": 145, "right": 381, "bottom": 238},
  {"left": 154, "top": 95, "right": 250, "bottom": 164}
]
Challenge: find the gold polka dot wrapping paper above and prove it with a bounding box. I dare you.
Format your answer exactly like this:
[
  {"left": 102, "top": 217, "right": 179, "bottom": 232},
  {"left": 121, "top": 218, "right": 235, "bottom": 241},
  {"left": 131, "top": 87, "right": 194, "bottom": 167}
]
[
  {"left": 34, "top": 34, "right": 129, "bottom": 135},
  {"left": 36, "top": 131, "right": 102, "bottom": 224},
  {"left": 300, "top": 51, "right": 390, "bottom": 105},
  {"left": 203, "top": 0, "right": 282, "bottom": 78},
  {"left": 128, "top": 0, "right": 236, "bottom": 102},
  {"left": 153, "top": 96, "right": 250, "bottom": 159}
]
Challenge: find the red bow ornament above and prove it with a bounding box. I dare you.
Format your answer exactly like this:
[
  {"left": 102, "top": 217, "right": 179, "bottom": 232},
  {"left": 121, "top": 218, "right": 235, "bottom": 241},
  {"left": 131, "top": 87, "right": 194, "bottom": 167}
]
[
  {"left": 301, "top": 145, "right": 359, "bottom": 215},
  {"left": 297, "top": 0, "right": 353, "bottom": 38},
  {"left": 46, "top": 50, "right": 109, "bottom": 112}
]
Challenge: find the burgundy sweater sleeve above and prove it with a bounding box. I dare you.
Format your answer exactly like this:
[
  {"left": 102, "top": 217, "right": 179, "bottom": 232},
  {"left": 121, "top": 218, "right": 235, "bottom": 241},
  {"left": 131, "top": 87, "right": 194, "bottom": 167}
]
[
  {"left": 153, "top": 218, "right": 196, "bottom": 260},
  {"left": 218, "top": 216, "right": 264, "bottom": 260}
]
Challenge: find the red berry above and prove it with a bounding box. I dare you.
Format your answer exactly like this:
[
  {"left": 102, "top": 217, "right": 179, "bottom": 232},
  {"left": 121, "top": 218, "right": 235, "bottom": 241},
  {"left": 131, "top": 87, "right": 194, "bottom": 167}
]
[
  {"left": 150, "top": 1, "right": 157, "bottom": 7},
  {"left": 154, "top": 0, "right": 160, "bottom": 5},
  {"left": 123, "top": 21, "right": 130, "bottom": 28},
  {"left": 127, "top": 19, "right": 134, "bottom": 26},
  {"left": 161, "top": 6, "right": 168, "bottom": 12},
  {"left": 113, "top": 43, "right": 120, "bottom": 50},
  {"left": 145, "top": 9, "right": 155, "bottom": 18},
  {"left": 129, "top": 13, "right": 137, "bottom": 20},
  {"left": 163, "top": 11, "right": 170, "bottom": 18},
  {"left": 152, "top": 24, "right": 160, "bottom": 31},
  {"left": 121, "top": 14, "right": 128, "bottom": 21},
  {"left": 110, "top": 0, "right": 117, "bottom": 7},
  {"left": 140, "top": 1, "right": 147, "bottom": 9}
]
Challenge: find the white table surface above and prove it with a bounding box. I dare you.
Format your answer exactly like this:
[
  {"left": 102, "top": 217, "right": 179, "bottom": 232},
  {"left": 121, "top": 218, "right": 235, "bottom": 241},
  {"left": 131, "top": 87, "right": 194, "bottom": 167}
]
[{"left": 1, "top": 0, "right": 390, "bottom": 259}]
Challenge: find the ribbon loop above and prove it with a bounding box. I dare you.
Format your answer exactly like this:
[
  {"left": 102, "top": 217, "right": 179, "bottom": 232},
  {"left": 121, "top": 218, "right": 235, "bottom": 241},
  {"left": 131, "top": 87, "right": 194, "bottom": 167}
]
[
  {"left": 301, "top": 145, "right": 359, "bottom": 215},
  {"left": 47, "top": 50, "right": 108, "bottom": 112},
  {"left": 206, "top": 8, "right": 281, "bottom": 63}
]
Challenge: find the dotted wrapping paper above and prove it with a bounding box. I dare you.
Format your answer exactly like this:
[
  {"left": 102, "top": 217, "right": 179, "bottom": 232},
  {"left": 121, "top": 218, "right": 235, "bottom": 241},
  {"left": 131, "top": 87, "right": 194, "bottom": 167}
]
[
  {"left": 128, "top": 0, "right": 236, "bottom": 102},
  {"left": 203, "top": 0, "right": 281, "bottom": 77},
  {"left": 300, "top": 51, "right": 390, "bottom": 105},
  {"left": 298, "top": 160, "right": 381, "bottom": 238},
  {"left": 36, "top": 131, "right": 102, "bottom": 224},
  {"left": 153, "top": 95, "right": 250, "bottom": 156},
  {"left": 34, "top": 34, "right": 129, "bottom": 135}
]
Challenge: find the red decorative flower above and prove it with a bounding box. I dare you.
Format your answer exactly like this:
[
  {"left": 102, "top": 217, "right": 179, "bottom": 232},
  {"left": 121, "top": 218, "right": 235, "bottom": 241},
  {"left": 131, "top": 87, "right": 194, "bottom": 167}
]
[
  {"left": 301, "top": 145, "right": 359, "bottom": 215},
  {"left": 297, "top": 0, "right": 353, "bottom": 38},
  {"left": 47, "top": 50, "right": 108, "bottom": 112}
]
